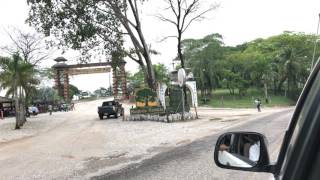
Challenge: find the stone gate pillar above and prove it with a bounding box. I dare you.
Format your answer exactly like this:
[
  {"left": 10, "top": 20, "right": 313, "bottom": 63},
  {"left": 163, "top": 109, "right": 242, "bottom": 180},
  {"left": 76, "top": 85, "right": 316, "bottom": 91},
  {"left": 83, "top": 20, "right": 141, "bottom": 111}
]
[
  {"left": 54, "top": 69, "right": 61, "bottom": 96},
  {"left": 52, "top": 57, "right": 69, "bottom": 101},
  {"left": 112, "top": 67, "right": 118, "bottom": 97},
  {"left": 63, "top": 70, "right": 70, "bottom": 101},
  {"left": 112, "top": 61, "right": 127, "bottom": 99}
]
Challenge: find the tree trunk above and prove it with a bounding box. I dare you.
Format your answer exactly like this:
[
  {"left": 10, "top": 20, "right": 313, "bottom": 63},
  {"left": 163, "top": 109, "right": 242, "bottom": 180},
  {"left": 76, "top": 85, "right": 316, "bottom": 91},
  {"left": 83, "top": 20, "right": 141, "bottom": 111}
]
[
  {"left": 277, "top": 76, "right": 287, "bottom": 94},
  {"left": 177, "top": 32, "right": 185, "bottom": 68},
  {"left": 264, "top": 81, "right": 269, "bottom": 103},
  {"left": 273, "top": 78, "right": 277, "bottom": 95},
  {"left": 110, "top": 1, "right": 156, "bottom": 91},
  {"left": 14, "top": 96, "right": 20, "bottom": 129},
  {"left": 13, "top": 79, "right": 21, "bottom": 129},
  {"left": 143, "top": 53, "right": 156, "bottom": 90},
  {"left": 20, "top": 87, "right": 27, "bottom": 125},
  {"left": 136, "top": 25, "right": 156, "bottom": 90}
]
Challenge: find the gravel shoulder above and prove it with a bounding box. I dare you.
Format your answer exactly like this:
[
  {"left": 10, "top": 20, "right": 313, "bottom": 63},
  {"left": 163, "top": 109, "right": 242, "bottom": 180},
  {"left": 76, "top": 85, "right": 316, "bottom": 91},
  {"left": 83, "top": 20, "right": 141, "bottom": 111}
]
[{"left": 0, "top": 98, "right": 293, "bottom": 179}]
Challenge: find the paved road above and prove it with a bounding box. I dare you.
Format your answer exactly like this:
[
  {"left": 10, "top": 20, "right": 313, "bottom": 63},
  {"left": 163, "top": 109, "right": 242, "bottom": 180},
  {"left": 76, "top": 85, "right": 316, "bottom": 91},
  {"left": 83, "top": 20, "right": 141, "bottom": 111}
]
[{"left": 94, "top": 109, "right": 294, "bottom": 180}]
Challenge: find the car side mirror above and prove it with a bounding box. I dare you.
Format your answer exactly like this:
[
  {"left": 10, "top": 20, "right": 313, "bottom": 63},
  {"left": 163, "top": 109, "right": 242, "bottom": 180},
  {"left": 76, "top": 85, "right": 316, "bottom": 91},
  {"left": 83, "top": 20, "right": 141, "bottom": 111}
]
[{"left": 214, "top": 132, "right": 272, "bottom": 173}]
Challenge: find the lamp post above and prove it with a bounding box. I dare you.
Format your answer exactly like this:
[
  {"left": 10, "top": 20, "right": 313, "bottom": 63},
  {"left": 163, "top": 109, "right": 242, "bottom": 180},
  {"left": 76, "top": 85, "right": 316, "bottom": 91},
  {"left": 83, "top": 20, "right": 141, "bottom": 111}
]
[{"left": 311, "top": 13, "right": 320, "bottom": 71}]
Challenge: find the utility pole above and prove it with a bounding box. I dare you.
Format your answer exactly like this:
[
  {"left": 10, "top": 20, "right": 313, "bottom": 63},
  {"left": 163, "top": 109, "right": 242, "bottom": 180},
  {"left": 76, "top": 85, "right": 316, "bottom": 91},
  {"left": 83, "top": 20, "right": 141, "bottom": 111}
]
[{"left": 311, "top": 13, "right": 320, "bottom": 71}]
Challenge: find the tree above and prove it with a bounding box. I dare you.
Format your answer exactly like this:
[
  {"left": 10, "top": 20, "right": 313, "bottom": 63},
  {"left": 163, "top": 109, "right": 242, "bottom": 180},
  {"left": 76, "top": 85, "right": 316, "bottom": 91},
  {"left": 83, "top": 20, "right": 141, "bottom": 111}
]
[
  {"left": 27, "top": 0, "right": 157, "bottom": 89},
  {"left": 127, "top": 63, "right": 169, "bottom": 95},
  {"left": 0, "top": 54, "right": 39, "bottom": 129},
  {"left": 183, "top": 31, "right": 320, "bottom": 100},
  {"left": 154, "top": 64, "right": 169, "bottom": 84},
  {"left": 32, "top": 87, "right": 61, "bottom": 104},
  {"left": 69, "top": 84, "right": 80, "bottom": 99},
  {"left": 157, "top": 0, "right": 218, "bottom": 68},
  {"left": 183, "top": 34, "right": 224, "bottom": 96},
  {"left": 1, "top": 28, "right": 53, "bottom": 66}
]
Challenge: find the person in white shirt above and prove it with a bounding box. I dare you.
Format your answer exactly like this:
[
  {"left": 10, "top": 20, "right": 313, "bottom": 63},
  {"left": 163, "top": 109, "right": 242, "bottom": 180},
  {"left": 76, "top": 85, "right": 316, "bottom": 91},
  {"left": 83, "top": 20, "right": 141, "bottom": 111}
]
[{"left": 249, "top": 141, "right": 260, "bottom": 162}]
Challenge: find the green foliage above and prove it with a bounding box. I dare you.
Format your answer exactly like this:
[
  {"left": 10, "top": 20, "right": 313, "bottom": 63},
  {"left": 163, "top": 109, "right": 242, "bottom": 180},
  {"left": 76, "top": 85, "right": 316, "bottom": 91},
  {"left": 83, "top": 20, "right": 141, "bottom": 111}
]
[
  {"left": 69, "top": 84, "right": 80, "bottom": 99},
  {"left": 154, "top": 64, "right": 169, "bottom": 84},
  {"left": 208, "top": 89, "right": 295, "bottom": 108},
  {"left": 27, "top": 0, "right": 123, "bottom": 62},
  {"left": 183, "top": 34, "right": 225, "bottom": 95},
  {"left": 135, "top": 88, "right": 157, "bottom": 104},
  {"left": 31, "top": 87, "right": 62, "bottom": 103},
  {"left": 0, "top": 54, "right": 39, "bottom": 97},
  {"left": 184, "top": 32, "right": 320, "bottom": 101},
  {"left": 127, "top": 63, "right": 169, "bottom": 94}
]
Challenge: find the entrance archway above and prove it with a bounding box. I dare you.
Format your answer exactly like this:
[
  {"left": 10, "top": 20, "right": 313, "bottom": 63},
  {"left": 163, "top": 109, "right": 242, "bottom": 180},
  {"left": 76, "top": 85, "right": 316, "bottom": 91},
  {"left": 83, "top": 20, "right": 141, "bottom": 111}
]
[{"left": 52, "top": 57, "right": 127, "bottom": 101}]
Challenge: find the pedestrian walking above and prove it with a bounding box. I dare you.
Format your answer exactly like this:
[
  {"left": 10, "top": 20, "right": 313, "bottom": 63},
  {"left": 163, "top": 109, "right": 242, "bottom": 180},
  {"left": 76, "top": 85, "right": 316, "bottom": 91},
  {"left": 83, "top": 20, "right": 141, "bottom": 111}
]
[
  {"left": 71, "top": 103, "right": 75, "bottom": 111},
  {"left": 48, "top": 104, "right": 53, "bottom": 115},
  {"left": 254, "top": 98, "right": 262, "bottom": 112}
]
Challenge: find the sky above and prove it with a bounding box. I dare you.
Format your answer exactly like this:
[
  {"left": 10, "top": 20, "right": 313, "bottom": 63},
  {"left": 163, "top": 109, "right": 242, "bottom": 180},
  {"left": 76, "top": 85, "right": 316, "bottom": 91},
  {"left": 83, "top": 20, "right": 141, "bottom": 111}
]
[{"left": 0, "top": 0, "right": 319, "bottom": 93}]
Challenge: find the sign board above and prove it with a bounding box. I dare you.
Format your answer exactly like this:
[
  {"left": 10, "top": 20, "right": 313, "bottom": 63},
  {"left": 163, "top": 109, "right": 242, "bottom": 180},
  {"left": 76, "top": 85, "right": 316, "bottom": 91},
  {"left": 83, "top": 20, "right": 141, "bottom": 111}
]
[
  {"left": 177, "top": 68, "right": 186, "bottom": 87},
  {"left": 186, "top": 81, "right": 198, "bottom": 107},
  {"left": 68, "top": 67, "right": 111, "bottom": 76}
]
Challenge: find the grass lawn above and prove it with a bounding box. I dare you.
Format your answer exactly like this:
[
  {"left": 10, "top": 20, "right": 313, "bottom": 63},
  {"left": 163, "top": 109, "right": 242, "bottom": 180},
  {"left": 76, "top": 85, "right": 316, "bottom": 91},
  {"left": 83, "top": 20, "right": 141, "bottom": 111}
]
[{"left": 201, "top": 89, "right": 296, "bottom": 108}]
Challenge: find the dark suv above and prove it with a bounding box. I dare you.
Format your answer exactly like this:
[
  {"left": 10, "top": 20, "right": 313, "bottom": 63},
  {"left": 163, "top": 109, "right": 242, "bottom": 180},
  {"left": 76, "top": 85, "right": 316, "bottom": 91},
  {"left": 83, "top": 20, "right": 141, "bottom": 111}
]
[
  {"left": 214, "top": 60, "right": 320, "bottom": 180},
  {"left": 98, "top": 100, "right": 123, "bottom": 120}
]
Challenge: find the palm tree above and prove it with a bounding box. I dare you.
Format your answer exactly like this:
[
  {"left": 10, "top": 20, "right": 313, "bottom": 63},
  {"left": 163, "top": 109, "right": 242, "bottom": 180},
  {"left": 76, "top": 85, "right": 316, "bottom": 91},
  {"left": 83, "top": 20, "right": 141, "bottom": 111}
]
[{"left": 0, "top": 54, "right": 39, "bottom": 129}]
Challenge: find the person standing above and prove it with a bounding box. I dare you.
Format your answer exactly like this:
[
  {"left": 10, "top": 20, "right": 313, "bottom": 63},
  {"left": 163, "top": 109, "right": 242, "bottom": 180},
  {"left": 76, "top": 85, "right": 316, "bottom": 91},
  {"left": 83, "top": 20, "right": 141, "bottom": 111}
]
[
  {"left": 0, "top": 103, "right": 4, "bottom": 120},
  {"left": 48, "top": 104, "right": 53, "bottom": 115},
  {"left": 71, "top": 103, "right": 75, "bottom": 111},
  {"left": 254, "top": 98, "right": 262, "bottom": 112}
]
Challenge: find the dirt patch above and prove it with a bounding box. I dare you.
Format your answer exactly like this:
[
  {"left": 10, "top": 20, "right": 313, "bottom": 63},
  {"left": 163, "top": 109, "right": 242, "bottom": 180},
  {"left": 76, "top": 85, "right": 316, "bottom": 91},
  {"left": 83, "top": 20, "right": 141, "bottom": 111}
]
[{"left": 0, "top": 135, "right": 34, "bottom": 148}]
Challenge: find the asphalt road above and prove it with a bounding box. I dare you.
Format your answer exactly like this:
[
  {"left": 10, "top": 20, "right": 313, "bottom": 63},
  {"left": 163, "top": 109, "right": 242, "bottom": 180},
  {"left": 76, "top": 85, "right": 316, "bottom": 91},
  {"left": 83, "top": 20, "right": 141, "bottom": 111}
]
[{"left": 93, "top": 108, "right": 294, "bottom": 180}]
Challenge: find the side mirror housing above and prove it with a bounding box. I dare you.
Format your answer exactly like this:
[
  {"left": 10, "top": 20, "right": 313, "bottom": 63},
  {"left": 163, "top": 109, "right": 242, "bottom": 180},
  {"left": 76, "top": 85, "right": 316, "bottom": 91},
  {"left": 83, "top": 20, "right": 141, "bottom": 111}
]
[{"left": 214, "top": 132, "right": 273, "bottom": 173}]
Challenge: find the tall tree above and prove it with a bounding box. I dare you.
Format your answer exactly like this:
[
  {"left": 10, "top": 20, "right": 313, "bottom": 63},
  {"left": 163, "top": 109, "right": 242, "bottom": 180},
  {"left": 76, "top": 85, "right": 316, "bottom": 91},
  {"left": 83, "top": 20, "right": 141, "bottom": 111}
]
[
  {"left": 157, "top": 0, "right": 218, "bottom": 68},
  {"left": 32, "top": 87, "right": 62, "bottom": 104},
  {"left": 27, "top": 0, "right": 157, "bottom": 89},
  {"left": 182, "top": 34, "right": 224, "bottom": 96},
  {"left": 1, "top": 28, "right": 53, "bottom": 66},
  {"left": 0, "top": 54, "right": 39, "bottom": 129}
]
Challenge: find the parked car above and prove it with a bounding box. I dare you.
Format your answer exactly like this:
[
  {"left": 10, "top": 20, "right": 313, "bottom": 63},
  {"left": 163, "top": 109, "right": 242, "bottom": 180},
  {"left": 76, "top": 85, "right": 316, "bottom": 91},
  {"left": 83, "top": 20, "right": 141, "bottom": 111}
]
[
  {"left": 98, "top": 100, "right": 124, "bottom": 120},
  {"left": 213, "top": 60, "right": 320, "bottom": 180},
  {"left": 28, "top": 106, "right": 39, "bottom": 116}
]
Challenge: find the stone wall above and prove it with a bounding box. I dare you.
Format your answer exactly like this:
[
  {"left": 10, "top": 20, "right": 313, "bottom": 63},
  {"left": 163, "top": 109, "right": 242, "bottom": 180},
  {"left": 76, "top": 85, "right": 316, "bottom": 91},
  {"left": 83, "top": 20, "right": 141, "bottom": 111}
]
[{"left": 124, "top": 112, "right": 196, "bottom": 123}]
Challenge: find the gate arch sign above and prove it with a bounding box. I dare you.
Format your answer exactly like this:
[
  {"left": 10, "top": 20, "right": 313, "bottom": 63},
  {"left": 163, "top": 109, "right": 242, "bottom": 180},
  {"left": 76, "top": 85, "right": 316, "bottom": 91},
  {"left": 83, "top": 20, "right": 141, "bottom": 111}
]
[{"left": 52, "top": 57, "right": 127, "bottom": 101}]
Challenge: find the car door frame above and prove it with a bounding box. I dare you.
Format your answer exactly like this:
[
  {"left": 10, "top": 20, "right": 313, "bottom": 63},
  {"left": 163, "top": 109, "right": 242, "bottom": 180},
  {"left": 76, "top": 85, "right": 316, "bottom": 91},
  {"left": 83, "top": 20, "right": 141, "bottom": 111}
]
[{"left": 273, "top": 61, "right": 320, "bottom": 180}]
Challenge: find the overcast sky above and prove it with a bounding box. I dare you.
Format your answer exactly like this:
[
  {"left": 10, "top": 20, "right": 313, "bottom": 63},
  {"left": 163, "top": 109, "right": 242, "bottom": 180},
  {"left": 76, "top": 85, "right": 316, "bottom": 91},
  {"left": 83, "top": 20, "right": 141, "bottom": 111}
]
[{"left": 0, "top": 0, "right": 319, "bottom": 93}]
